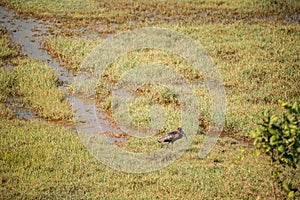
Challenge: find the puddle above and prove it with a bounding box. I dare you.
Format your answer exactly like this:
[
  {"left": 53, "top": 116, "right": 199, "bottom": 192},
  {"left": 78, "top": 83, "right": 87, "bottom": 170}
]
[
  {"left": 0, "top": 6, "right": 126, "bottom": 143},
  {"left": 0, "top": 6, "right": 72, "bottom": 84},
  {"left": 5, "top": 97, "right": 42, "bottom": 120},
  {"left": 0, "top": 6, "right": 225, "bottom": 145}
]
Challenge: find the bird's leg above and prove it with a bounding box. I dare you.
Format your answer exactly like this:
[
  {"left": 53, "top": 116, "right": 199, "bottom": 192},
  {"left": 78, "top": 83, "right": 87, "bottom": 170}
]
[
  {"left": 183, "top": 132, "right": 187, "bottom": 139},
  {"left": 171, "top": 142, "right": 174, "bottom": 150},
  {"left": 166, "top": 143, "right": 170, "bottom": 149}
]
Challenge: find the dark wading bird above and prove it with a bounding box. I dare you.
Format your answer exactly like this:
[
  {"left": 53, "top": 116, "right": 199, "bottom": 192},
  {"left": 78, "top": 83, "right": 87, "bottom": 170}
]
[{"left": 158, "top": 127, "right": 187, "bottom": 145}]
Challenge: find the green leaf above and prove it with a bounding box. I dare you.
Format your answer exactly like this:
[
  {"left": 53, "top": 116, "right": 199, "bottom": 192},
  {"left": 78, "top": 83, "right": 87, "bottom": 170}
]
[
  {"left": 288, "top": 191, "right": 295, "bottom": 198},
  {"left": 284, "top": 130, "right": 290, "bottom": 135},
  {"left": 291, "top": 102, "right": 299, "bottom": 113},
  {"left": 250, "top": 100, "right": 300, "bottom": 169},
  {"left": 250, "top": 130, "right": 257, "bottom": 139},
  {"left": 289, "top": 124, "right": 297, "bottom": 129},
  {"left": 252, "top": 149, "right": 261, "bottom": 156},
  {"left": 270, "top": 115, "right": 278, "bottom": 124},
  {"left": 270, "top": 135, "right": 279, "bottom": 145},
  {"left": 279, "top": 100, "right": 288, "bottom": 107},
  {"left": 281, "top": 157, "right": 291, "bottom": 165},
  {"left": 278, "top": 145, "right": 285, "bottom": 153},
  {"left": 288, "top": 115, "right": 296, "bottom": 123},
  {"left": 268, "top": 127, "right": 278, "bottom": 135},
  {"left": 282, "top": 181, "right": 291, "bottom": 192}
]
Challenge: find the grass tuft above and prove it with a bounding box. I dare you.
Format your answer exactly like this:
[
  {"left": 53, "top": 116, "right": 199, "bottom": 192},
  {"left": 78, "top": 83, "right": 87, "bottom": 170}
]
[
  {"left": 41, "top": 36, "right": 101, "bottom": 72},
  {"left": 10, "top": 58, "right": 73, "bottom": 120},
  {"left": 0, "top": 27, "right": 20, "bottom": 66}
]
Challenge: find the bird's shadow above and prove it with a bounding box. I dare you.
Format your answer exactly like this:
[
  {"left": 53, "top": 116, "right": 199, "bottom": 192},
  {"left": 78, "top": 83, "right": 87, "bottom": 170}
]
[
  {"left": 159, "top": 144, "right": 198, "bottom": 153},
  {"left": 182, "top": 147, "right": 198, "bottom": 153}
]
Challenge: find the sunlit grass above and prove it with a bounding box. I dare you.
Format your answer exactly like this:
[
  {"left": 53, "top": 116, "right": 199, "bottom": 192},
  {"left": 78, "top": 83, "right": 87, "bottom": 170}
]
[
  {"left": 1, "top": 58, "right": 73, "bottom": 121},
  {"left": 0, "top": 28, "right": 17, "bottom": 119},
  {"left": 42, "top": 36, "right": 101, "bottom": 72},
  {"left": 43, "top": 22, "right": 300, "bottom": 136},
  {"left": 0, "top": 68, "right": 14, "bottom": 119},
  {"left": 0, "top": 28, "right": 20, "bottom": 66},
  {"left": 3, "top": 118, "right": 297, "bottom": 199},
  {"left": 10, "top": 58, "right": 73, "bottom": 120},
  {"left": 1, "top": 0, "right": 299, "bottom": 35},
  {"left": 94, "top": 50, "right": 206, "bottom": 134},
  {"left": 0, "top": 27, "right": 73, "bottom": 121},
  {"left": 176, "top": 22, "right": 300, "bottom": 135},
  {"left": 1, "top": 1, "right": 299, "bottom": 199}
]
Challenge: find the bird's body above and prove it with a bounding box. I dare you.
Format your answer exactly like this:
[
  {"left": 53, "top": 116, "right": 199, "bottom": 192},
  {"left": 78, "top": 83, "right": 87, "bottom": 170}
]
[{"left": 158, "top": 127, "right": 187, "bottom": 144}]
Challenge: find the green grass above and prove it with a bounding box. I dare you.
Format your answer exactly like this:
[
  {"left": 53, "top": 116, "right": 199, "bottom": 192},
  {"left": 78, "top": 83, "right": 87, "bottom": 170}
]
[
  {"left": 3, "top": 117, "right": 298, "bottom": 199},
  {"left": 1, "top": 0, "right": 299, "bottom": 35},
  {"left": 42, "top": 22, "right": 300, "bottom": 136},
  {"left": 0, "top": 68, "right": 14, "bottom": 119},
  {"left": 2, "top": 0, "right": 299, "bottom": 21},
  {"left": 0, "top": 28, "right": 72, "bottom": 121},
  {"left": 0, "top": 27, "right": 18, "bottom": 119},
  {"left": 1, "top": 58, "right": 73, "bottom": 121},
  {"left": 1, "top": 0, "right": 300, "bottom": 199},
  {"left": 42, "top": 36, "right": 101, "bottom": 72},
  {"left": 0, "top": 28, "right": 20, "bottom": 66},
  {"left": 10, "top": 59, "right": 73, "bottom": 120},
  {"left": 179, "top": 22, "right": 300, "bottom": 135}
]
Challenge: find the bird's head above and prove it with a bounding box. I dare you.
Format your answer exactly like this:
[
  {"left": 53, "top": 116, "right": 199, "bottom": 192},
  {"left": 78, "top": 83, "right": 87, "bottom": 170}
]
[{"left": 178, "top": 127, "right": 187, "bottom": 139}]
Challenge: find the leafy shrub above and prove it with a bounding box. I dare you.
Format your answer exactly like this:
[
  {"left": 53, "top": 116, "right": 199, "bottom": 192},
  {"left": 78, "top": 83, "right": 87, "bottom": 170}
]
[
  {"left": 250, "top": 100, "right": 299, "bottom": 198},
  {"left": 251, "top": 100, "right": 300, "bottom": 167}
]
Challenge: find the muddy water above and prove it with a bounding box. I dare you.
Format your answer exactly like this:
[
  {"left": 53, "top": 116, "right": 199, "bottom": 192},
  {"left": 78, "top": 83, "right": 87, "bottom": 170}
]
[
  {"left": 0, "top": 6, "right": 72, "bottom": 83},
  {"left": 0, "top": 6, "right": 125, "bottom": 143}
]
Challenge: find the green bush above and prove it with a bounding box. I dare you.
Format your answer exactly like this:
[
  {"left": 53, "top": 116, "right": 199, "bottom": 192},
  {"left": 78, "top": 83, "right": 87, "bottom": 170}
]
[
  {"left": 250, "top": 100, "right": 300, "bottom": 198},
  {"left": 251, "top": 100, "right": 300, "bottom": 167}
]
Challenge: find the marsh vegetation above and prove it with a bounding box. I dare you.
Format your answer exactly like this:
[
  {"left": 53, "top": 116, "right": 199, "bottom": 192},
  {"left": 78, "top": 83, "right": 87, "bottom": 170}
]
[{"left": 0, "top": 0, "right": 299, "bottom": 199}]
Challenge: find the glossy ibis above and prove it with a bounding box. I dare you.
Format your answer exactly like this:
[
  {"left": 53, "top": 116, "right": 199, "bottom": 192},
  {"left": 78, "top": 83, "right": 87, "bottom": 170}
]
[{"left": 158, "top": 127, "right": 187, "bottom": 145}]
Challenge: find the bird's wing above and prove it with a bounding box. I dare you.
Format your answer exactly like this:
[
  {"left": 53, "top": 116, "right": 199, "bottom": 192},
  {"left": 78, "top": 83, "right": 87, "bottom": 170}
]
[
  {"left": 165, "top": 132, "right": 176, "bottom": 140},
  {"left": 158, "top": 131, "right": 175, "bottom": 142}
]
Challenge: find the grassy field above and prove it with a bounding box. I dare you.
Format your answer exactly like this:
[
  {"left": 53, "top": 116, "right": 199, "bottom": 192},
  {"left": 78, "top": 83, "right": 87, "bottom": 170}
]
[
  {"left": 42, "top": 22, "right": 300, "bottom": 137},
  {"left": 1, "top": 0, "right": 300, "bottom": 34},
  {"left": 1, "top": 0, "right": 300, "bottom": 199},
  {"left": 0, "top": 28, "right": 20, "bottom": 67},
  {"left": 0, "top": 26, "right": 73, "bottom": 122},
  {"left": 0, "top": 117, "right": 283, "bottom": 199}
]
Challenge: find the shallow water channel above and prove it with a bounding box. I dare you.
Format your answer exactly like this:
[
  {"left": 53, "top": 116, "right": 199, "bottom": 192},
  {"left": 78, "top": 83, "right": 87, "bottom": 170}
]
[{"left": 0, "top": 6, "right": 125, "bottom": 143}]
